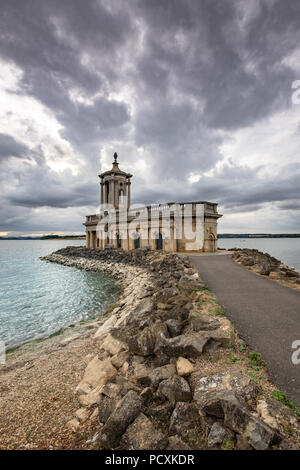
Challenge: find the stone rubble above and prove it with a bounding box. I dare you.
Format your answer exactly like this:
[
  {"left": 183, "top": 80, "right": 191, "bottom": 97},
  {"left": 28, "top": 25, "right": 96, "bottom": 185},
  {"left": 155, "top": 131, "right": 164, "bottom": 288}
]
[
  {"left": 42, "top": 246, "right": 299, "bottom": 450},
  {"left": 231, "top": 248, "right": 300, "bottom": 284}
]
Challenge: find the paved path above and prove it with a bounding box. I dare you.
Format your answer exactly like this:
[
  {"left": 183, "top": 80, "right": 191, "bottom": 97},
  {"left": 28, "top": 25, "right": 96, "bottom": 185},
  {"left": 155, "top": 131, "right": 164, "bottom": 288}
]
[{"left": 189, "top": 254, "right": 300, "bottom": 405}]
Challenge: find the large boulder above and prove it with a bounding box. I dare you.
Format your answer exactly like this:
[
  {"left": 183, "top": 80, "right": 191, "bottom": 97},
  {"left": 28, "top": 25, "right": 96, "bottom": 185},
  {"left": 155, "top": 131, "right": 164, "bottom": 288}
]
[
  {"left": 101, "top": 334, "right": 127, "bottom": 356},
  {"left": 83, "top": 356, "right": 117, "bottom": 389},
  {"left": 98, "top": 396, "right": 117, "bottom": 424},
  {"left": 78, "top": 384, "right": 104, "bottom": 406},
  {"left": 111, "top": 350, "right": 130, "bottom": 369},
  {"left": 94, "top": 315, "right": 117, "bottom": 340},
  {"left": 178, "top": 275, "right": 201, "bottom": 293},
  {"left": 155, "top": 332, "right": 209, "bottom": 357},
  {"left": 223, "top": 399, "right": 280, "bottom": 450},
  {"left": 169, "top": 401, "right": 201, "bottom": 435},
  {"left": 204, "top": 317, "right": 233, "bottom": 350},
  {"left": 100, "top": 390, "right": 143, "bottom": 449},
  {"left": 111, "top": 321, "right": 168, "bottom": 356},
  {"left": 155, "top": 286, "right": 179, "bottom": 304},
  {"left": 144, "top": 402, "right": 173, "bottom": 421},
  {"left": 157, "top": 375, "right": 192, "bottom": 405},
  {"left": 120, "top": 413, "right": 168, "bottom": 450},
  {"left": 192, "top": 371, "right": 258, "bottom": 408},
  {"left": 207, "top": 422, "right": 227, "bottom": 448},
  {"left": 121, "top": 298, "right": 154, "bottom": 328},
  {"left": 189, "top": 311, "right": 220, "bottom": 332},
  {"left": 256, "top": 398, "right": 298, "bottom": 431},
  {"left": 137, "top": 364, "right": 176, "bottom": 388},
  {"left": 243, "top": 416, "right": 279, "bottom": 450},
  {"left": 107, "top": 374, "right": 142, "bottom": 397},
  {"left": 165, "top": 318, "right": 183, "bottom": 337}
]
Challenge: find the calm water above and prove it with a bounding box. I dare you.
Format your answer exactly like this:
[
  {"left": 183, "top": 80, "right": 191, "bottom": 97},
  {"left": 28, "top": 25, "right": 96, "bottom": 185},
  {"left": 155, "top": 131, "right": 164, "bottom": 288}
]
[
  {"left": 0, "top": 240, "right": 121, "bottom": 349},
  {"left": 1, "top": 238, "right": 299, "bottom": 350},
  {"left": 218, "top": 238, "right": 300, "bottom": 272}
]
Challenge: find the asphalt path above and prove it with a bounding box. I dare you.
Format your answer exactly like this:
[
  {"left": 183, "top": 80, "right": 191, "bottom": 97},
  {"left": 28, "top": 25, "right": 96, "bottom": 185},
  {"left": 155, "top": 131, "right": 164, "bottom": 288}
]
[{"left": 189, "top": 254, "right": 300, "bottom": 405}]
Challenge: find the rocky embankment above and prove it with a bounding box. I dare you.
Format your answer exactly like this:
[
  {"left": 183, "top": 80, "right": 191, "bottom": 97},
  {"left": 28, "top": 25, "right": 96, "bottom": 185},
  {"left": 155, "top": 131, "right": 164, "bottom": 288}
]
[
  {"left": 42, "top": 247, "right": 300, "bottom": 450},
  {"left": 231, "top": 248, "right": 300, "bottom": 286}
]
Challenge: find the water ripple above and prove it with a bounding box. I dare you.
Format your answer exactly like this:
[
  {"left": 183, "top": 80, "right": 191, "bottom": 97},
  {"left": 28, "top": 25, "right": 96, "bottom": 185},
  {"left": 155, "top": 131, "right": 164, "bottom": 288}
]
[{"left": 0, "top": 240, "right": 121, "bottom": 349}]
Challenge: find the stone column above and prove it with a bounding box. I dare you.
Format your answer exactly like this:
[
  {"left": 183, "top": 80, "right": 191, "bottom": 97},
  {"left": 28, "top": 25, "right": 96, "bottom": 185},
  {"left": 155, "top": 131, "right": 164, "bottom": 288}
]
[
  {"left": 100, "top": 179, "right": 104, "bottom": 206},
  {"left": 115, "top": 181, "right": 119, "bottom": 208},
  {"left": 127, "top": 180, "right": 131, "bottom": 209},
  {"left": 169, "top": 225, "right": 177, "bottom": 252},
  {"left": 110, "top": 179, "right": 115, "bottom": 206},
  {"left": 103, "top": 181, "right": 107, "bottom": 204}
]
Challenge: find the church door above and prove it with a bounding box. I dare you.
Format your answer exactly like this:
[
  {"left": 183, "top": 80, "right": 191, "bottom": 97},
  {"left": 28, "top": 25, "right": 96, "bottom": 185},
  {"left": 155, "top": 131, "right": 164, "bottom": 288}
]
[
  {"left": 117, "top": 233, "right": 122, "bottom": 248},
  {"left": 156, "top": 232, "right": 163, "bottom": 250},
  {"left": 134, "top": 234, "right": 140, "bottom": 249}
]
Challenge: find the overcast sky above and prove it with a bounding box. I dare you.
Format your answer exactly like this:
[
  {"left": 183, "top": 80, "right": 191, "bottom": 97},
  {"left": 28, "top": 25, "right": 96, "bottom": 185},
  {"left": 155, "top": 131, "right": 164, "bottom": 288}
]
[{"left": 1, "top": 0, "right": 300, "bottom": 235}]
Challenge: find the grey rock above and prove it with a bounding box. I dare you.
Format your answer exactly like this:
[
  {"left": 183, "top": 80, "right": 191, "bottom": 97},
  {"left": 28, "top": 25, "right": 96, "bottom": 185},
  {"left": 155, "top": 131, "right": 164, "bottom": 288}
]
[
  {"left": 137, "top": 364, "right": 176, "bottom": 388},
  {"left": 154, "top": 350, "right": 172, "bottom": 367},
  {"left": 108, "top": 374, "right": 141, "bottom": 396},
  {"left": 100, "top": 390, "right": 143, "bottom": 449},
  {"left": 165, "top": 318, "right": 183, "bottom": 337},
  {"left": 120, "top": 413, "right": 168, "bottom": 450},
  {"left": 156, "top": 287, "right": 179, "bottom": 303},
  {"left": 157, "top": 376, "right": 192, "bottom": 405},
  {"left": 101, "top": 382, "right": 123, "bottom": 399},
  {"left": 169, "top": 402, "right": 201, "bottom": 435},
  {"left": 98, "top": 396, "right": 117, "bottom": 424},
  {"left": 111, "top": 321, "right": 168, "bottom": 356},
  {"left": 189, "top": 311, "right": 220, "bottom": 332},
  {"left": 207, "top": 422, "right": 227, "bottom": 447},
  {"left": 118, "top": 298, "right": 154, "bottom": 327},
  {"left": 178, "top": 276, "right": 201, "bottom": 293},
  {"left": 222, "top": 399, "right": 280, "bottom": 450},
  {"left": 192, "top": 371, "right": 257, "bottom": 407},
  {"left": 222, "top": 396, "right": 252, "bottom": 431},
  {"left": 243, "top": 417, "right": 279, "bottom": 451},
  {"left": 145, "top": 402, "right": 173, "bottom": 421},
  {"left": 155, "top": 332, "right": 209, "bottom": 357}
]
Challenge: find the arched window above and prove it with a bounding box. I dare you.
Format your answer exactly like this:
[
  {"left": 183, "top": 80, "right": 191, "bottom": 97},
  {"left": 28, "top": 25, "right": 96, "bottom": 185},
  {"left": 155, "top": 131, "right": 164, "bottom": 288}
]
[
  {"left": 105, "top": 181, "right": 109, "bottom": 203},
  {"left": 119, "top": 189, "right": 124, "bottom": 205}
]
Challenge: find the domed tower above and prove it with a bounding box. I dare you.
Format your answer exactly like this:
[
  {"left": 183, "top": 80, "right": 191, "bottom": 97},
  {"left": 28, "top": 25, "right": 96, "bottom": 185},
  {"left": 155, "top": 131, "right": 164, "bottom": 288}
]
[{"left": 99, "top": 152, "right": 132, "bottom": 209}]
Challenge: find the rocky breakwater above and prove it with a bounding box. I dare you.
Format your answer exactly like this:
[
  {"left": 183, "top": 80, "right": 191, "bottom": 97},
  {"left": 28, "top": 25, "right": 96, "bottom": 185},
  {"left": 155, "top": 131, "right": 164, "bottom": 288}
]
[
  {"left": 231, "top": 248, "right": 300, "bottom": 284},
  {"left": 42, "top": 247, "right": 299, "bottom": 450}
]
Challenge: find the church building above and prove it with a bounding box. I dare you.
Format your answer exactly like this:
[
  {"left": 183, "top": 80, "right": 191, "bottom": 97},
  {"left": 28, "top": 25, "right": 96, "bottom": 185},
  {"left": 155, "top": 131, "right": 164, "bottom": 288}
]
[{"left": 84, "top": 153, "right": 222, "bottom": 252}]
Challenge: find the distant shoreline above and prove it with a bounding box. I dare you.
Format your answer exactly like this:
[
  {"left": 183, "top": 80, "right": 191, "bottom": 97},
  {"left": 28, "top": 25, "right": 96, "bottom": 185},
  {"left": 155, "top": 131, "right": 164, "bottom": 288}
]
[
  {"left": 0, "top": 237, "right": 86, "bottom": 240},
  {"left": 1, "top": 234, "right": 299, "bottom": 240},
  {"left": 218, "top": 234, "right": 300, "bottom": 238}
]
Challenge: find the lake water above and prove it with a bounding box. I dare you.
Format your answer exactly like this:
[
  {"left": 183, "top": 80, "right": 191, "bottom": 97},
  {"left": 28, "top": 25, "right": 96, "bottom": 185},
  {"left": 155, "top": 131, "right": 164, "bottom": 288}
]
[
  {"left": 0, "top": 240, "right": 121, "bottom": 350},
  {"left": 1, "top": 238, "right": 299, "bottom": 350},
  {"left": 218, "top": 238, "right": 300, "bottom": 272}
]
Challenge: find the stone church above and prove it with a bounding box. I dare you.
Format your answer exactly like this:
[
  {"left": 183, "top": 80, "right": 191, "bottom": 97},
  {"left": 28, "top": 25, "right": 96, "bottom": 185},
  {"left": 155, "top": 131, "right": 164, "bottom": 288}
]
[{"left": 84, "top": 153, "right": 222, "bottom": 252}]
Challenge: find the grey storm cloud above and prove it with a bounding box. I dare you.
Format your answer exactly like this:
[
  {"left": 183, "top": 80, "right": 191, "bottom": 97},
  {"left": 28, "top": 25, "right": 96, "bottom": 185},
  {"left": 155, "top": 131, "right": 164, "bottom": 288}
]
[
  {"left": 0, "top": 0, "right": 300, "bottom": 233},
  {"left": 0, "top": 134, "right": 29, "bottom": 161}
]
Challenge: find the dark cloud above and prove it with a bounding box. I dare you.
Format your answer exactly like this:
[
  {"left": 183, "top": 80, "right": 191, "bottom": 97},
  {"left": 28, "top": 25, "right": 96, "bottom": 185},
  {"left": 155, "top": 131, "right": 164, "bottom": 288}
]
[
  {"left": 5, "top": 159, "right": 98, "bottom": 209},
  {"left": 0, "top": 134, "right": 29, "bottom": 161},
  {"left": 0, "top": 0, "right": 299, "bottom": 233}
]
